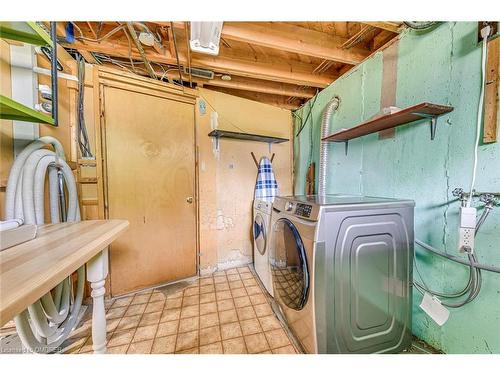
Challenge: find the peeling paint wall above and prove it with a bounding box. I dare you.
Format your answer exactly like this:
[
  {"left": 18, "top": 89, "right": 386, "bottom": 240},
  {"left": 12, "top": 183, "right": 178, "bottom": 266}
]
[
  {"left": 293, "top": 22, "right": 500, "bottom": 353},
  {"left": 197, "top": 88, "right": 293, "bottom": 275}
]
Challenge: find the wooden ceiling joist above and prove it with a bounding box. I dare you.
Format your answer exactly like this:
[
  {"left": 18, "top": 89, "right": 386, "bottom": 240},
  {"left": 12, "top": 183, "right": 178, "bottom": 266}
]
[
  {"left": 371, "top": 30, "right": 397, "bottom": 50},
  {"left": 173, "top": 22, "right": 370, "bottom": 65},
  {"left": 125, "top": 22, "right": 157, "bottom": 79},
  {"left": 79, "top": 50, "right": 100, "bottom": 64},
  {"left": 65, "top": 39, "right": 335, "bottom": 87},
  {"left": 103, "top": 62, "right": 317, "bottom": 99},
  {"left": 207, "top": 86, "right": 303, "bottom": 111},
  {"left": 62, "top": 21, "right": 402, "bottom": 110},
  {"left": 195, "top": 76, "right": 317, "bottom": 99},
  {"left": 360, "top": 22, "right": 402, "bottom": 34}
]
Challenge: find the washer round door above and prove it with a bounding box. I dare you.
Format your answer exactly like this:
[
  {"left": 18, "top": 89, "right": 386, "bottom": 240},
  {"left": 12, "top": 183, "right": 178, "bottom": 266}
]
[
  {"left": 253, "top": 213, "right": 267, "bottom": 255},
  {"left": 270, "top": 218, "right": 309, "bottom": 310}
]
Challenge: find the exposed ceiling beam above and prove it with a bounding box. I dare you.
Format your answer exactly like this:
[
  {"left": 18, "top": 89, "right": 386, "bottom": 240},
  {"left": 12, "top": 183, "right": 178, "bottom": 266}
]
[
  {"left": 371, "top": 30, "right": 396, "bottom": 50},
  {"left": 125, "top": 22, "right": 157, "bottom": 79},
  {"left": 204, "top": 76, "right": 317, "bottom": 98},
  {"left": 206, "top": 86, "right": 302, "bottom": 111},
  {"left": 194, "top": 54, "right": 334, "bottom": 88},
  {"left": 338, "top": 64, "right": 353, "bottom": 76},
  {"left": 79, "top": 50, "right": 100, "bottom": 64},
  {"left": 360, "top": 22, "right": 402, "bottom": 34},
  {"left": 64, "top": 39, "right": 335, "bottom": 87},
  {"left": 341, "top": 25, "right": 375, "bottom": 49},
  {"left": 101, "top": 61, "right": 317, "bottom": 99},
  {"left": 169, "top": 22, "right": 370, "bottom": 65}
]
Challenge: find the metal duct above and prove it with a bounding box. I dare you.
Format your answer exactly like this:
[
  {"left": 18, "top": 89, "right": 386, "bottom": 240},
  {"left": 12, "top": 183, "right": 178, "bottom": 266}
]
[{"left": 318, "top": 96, "right": 340, "bottom": 196}]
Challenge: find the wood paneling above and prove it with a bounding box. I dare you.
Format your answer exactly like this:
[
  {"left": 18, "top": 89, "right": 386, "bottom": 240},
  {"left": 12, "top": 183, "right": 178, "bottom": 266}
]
[{"left": 103, "top": 85, "right": 197, "bottom": 295}]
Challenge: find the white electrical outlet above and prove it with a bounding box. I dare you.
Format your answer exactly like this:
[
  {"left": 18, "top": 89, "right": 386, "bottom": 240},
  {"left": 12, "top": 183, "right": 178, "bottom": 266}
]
[{"left": 458, "top": 206, "right": 476, "bottom": 253}]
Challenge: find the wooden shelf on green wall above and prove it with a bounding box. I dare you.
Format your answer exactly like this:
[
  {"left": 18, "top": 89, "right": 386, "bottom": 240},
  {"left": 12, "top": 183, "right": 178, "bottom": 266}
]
[
  {"left": 323, "top": 102, "right": 454, "bottom": 143},
  {"left": 0, "top": 95, "right": 55, "bottom": 126},
  {"left": 0, "top": 22, "right": 51, "bottom": 46}
]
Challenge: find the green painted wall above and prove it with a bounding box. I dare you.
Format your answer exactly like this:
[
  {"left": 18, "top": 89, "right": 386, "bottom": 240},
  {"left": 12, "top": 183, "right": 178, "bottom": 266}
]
[{"left": 293, "top": 22, "right": 500, "bottom": 354}]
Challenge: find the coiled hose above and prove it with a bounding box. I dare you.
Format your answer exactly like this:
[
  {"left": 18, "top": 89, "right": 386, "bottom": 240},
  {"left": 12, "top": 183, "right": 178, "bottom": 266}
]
[{"left": 5, "top": 136, "right": 85, "bottom": 353}]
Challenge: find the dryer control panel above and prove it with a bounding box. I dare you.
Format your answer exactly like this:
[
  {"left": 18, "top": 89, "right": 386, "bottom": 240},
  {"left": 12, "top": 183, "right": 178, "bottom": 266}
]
[
  {"left": 272, "top": 196, "right": 320, "bottom": 222},
  {"left": 295, "top": 203, "right": 312, "bottom": 218}
]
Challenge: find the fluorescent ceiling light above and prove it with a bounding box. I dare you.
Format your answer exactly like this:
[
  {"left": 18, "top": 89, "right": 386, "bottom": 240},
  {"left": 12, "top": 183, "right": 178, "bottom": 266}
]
[{"left": 190, "top": 22, "right": 223, "bottom": 56}]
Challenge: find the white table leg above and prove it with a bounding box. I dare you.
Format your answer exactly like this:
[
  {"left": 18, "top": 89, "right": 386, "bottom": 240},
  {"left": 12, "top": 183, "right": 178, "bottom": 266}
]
[{"left": 86, "top": 248, "right": 109, "bottom": 354}]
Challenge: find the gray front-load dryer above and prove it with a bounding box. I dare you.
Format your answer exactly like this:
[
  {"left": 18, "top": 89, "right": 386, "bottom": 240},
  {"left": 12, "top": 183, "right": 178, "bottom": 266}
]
[{"left": 269, "top": 194, "right": 414, "bottom": 354}]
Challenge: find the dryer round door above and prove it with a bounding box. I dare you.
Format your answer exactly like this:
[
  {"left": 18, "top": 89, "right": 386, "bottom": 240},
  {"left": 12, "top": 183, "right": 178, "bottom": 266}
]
[
  {"left": 270, "top": 218, "right": 310, "bottom": 310},
  {"left": 253, "top": 213, "right": 267, "bottom": 255}
]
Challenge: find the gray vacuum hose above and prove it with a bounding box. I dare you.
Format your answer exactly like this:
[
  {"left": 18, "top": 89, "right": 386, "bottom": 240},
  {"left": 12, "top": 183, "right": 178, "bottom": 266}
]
[
  {"left": 318, "top": 96, "right": 340, "bottom": 196},
  {"left": 5, "top": 136, "right": 84, "bottom": 353},
  {"left": 415, "top": 239, "right": 500, "bottom": 274}
]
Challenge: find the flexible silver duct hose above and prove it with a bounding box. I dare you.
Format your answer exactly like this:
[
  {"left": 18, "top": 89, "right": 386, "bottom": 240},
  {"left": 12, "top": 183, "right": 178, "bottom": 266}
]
[
  {"left": 403, "top": 21, "right": 438, "bottom": 30},
  {"left": 318, "top": 96, "right": 340, "bottom": 196},
  {"left": 5, "top": 136, "right": 85, "bottom": 353}
]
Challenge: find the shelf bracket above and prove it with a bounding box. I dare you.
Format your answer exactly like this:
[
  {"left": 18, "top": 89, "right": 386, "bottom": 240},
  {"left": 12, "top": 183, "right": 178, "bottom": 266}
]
[
  {"left": 430, "top": 117, "right": 437, "bottom": 140},
  {"left": 412, "top": 112, "right": 438, "bottom": 140},
  {"left": 332, "top": 140, "right": 349, "bottom": 155}
]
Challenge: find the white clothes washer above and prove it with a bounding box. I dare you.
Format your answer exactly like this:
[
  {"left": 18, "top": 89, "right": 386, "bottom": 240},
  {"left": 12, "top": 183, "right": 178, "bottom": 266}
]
[{"left": 252, "top": 198, "right": 274, "bottom": 296}]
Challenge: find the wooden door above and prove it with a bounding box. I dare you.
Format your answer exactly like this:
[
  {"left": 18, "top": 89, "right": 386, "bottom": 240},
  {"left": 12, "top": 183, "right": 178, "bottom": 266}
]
[{"left": 103, "top": 86, "right": 197, "bottom": 296}]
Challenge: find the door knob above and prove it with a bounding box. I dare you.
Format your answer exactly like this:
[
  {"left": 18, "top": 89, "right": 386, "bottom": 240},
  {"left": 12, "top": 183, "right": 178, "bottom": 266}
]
[{"left": 186, "top": 197, "right": 194, "bottom": 204}]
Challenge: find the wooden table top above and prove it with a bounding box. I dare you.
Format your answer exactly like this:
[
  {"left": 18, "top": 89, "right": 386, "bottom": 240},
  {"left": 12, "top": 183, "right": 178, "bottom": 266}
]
[{"left": 0, "top": 220, "right": 129, "bottom": 327}]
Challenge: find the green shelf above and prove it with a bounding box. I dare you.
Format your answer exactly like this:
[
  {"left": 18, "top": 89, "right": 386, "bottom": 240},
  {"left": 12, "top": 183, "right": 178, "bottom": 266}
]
[
  {"left": 0, "top": 22, "right": 51, "bottom": 46},
  {"left": 0, "top": 95, "right": 55, "bottom": 125}
]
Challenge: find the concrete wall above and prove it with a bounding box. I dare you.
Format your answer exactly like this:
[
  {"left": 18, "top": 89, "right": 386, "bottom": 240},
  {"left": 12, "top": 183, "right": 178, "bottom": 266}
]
[
  {"left": 197, "top": 88, "right": 293, "bottom": 275},
  {"left": 293, "top": 22, "right": 500, "bottom": 353}
]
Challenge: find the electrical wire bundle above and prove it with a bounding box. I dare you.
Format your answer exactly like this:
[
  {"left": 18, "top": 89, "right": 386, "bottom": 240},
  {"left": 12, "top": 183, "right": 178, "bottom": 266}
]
[{"left": 76, "top": 54, "right": 93, "bottom": 158}]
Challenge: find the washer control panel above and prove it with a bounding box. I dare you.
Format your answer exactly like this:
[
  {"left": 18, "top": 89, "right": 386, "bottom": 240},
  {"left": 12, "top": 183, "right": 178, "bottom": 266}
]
[{"left": 295, "top": 203, "right": 312, "bottom": 218}]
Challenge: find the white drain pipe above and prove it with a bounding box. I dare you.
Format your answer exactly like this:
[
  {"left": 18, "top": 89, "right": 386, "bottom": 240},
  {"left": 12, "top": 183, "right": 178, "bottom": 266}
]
[
  {"left": 318, "top": 96, "right": 340, "bottom": 196},
  {"left": 5, "top": 136, "right": 84, "bottom": 353}
]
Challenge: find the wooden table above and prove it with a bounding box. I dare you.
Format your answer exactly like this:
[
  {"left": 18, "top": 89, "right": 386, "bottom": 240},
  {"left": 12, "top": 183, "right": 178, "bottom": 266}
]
[{"left": 0, "top": 220, "right": 129, "bottom": 353}]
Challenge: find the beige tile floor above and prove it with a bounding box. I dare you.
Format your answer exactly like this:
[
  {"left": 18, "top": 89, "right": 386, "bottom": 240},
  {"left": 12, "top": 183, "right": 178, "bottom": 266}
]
[{"left": 67, "top": 266, "right": 299, "bottom": 354}]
